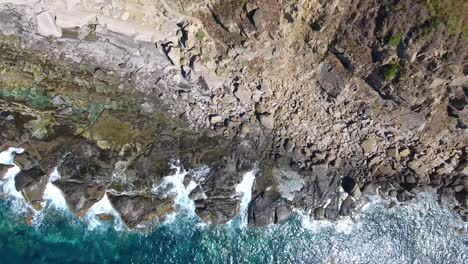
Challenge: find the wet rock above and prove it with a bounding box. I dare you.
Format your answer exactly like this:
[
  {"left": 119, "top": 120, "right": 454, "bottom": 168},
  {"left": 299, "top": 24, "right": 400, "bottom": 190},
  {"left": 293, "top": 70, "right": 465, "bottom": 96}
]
[
  {"left": 189, "top": 185, "right": 206, "bottom": 200},
  {"left": 341, "top": 177, "right": 361, "bottom": 199},
  {"left": 14, "top": 167, "right": 45, "bottom": 191},
  {"left": 339, "top": 196, "right": 355, "bottom": 216},
  {"left": 12, "top": 166, "right": 48, "bottom": 210},
  {"left": 96, "top": 213, "right": 114, "bottom": 222},
  {"left": 273, "top": 167, "right": 305, "bottom": 201},
  {"left": 396, "top": 189, "right": 414, "bottom": 202},
  {"left": 13, "top": 152, "right": 37, "bottom": 170},
  {"left": 195, "top": 140, "right": 257, "bottom": 224},
  {"left": 248, "top": 190, "right": 281, "bottom": 227},
  {"left": 58, "top": 141, "right": 114, "bottom": 184},
  {"left": 55, "top": 182, "right": 106, "bottom": 216},
  {"left": 314, "top": 207, "right": 325, "bottom": 219},
  {"left": 108, "top": 193, "right": 174, "bottom": 229},
  {"left": 195, "top": 160, "right": 240, "bottom": 224},
  {"left": 275, "top": 204, "right": 292, "bottom": 223},
  {"left": 0, "top": 164, "right": 13, "bottom": 179},
  {"left": 21, "top": 175, "right": 48, "bottom": 211}
]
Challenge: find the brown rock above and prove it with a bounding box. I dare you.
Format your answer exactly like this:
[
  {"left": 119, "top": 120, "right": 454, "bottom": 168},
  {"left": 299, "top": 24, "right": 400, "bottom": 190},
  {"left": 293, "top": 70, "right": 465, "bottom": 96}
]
[
  {"left": 361, "top": 138, "right": 377, "bottom": 154},
  {"left": 14, "top": 152, "right": 37, "bottom": 170}
]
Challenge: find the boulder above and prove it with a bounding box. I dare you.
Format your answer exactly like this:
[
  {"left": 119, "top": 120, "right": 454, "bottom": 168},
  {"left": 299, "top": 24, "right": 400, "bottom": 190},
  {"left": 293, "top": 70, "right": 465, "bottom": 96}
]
[
  {"left": 234, "top": 86, "right": 252, "bottom": 105},
  {"left": 339, "top": 196, "right": 355, "bottom": 216},
  {"left": 14, "top": 152, "right": 37, "bottom": 170},
  {"left": 361, "top": 138, "right": 377, "bottom": 154},
  {"left": 258, "top": 114, "right": 274, "bottom": 129},
  {"left": 55, "top": 182, "right": 106, "bottom": 216},
  {"left": 108, "top": 193, "right": 174, "bottom": 228},
  {"left": 36, "top": 11, "right": 62, "bottom": 37}
]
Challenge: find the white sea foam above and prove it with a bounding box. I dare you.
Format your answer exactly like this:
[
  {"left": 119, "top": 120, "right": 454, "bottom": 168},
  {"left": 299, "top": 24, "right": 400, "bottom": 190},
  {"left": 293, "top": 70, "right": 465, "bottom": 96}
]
[
  {"left": 85, "top": 193, "right": 123, "bottom": 231},
  {"left": 43, "top": 168, "right": 68, "bottom": 210},
  {"left": 235, "top": 170, "right": 256, "bottom": 227},
  {"left": 2, "top": 165, "right": 23, "bottom": 198},
  {"left": 0, "top": 147, "right": 24, "bottom": 165},
  {"left": 296, "top": 208, "right": 356, "bottom": 235},
  {"left": 153, "top": 164, "right": 199, "bottom": 220}
]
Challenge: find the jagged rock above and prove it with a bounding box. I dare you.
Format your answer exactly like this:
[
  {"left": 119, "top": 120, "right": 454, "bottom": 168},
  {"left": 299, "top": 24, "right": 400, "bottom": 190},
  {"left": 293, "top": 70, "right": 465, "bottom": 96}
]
[
  {"left": 36, "top": 11, "right": 62, "bottom": 37},
  {"left": 108, "top": 193, "right": 175, "bottom": 229},
  {"left": 386, "top": 148, "right": 399, "bottom": 159},
  {"left": 57, "top": 141, "right": 114, "bottom": 184},
  {"left": 55, "top": 182, "right": 106, "bottom": 216},
  {"left": 361, "top": 138, "right": 377, "bottom": 154},
  {"left": 195, "top": 161, "right": 241, "bottom": 224},
  {"left": 195, "top": 140, "right": 257, "bottom": 224},
  {"left": 341, "top": 177, "right": 361, "bottom": 199},
  {"left": 362, "top": 182, "right": 379, "bottom": 195},
  {"left": 339, "top": 196, "right": 355, "bottom": 216},
  {"left": 13, "top": 152, "right": 37, "bottom": 170},
  {"left": 96, "top": 213, "right": 114, "bottom": 222},
  {"left": 400, "top": 148, "right": 411, "bottom": 158},
  {"left": 275, "top": 204, "right": 292, "bottom": 223},
  {"left": 0, "top": 0, "right": 467, "bottom": 226},
  {"left": 12, "top": 166, "right": 48, "bottom": 210},
  {"left": 273, "top": 167, "right": 305, "bottom": 201},
  {"left": 210, "top": 115, "right": 223, "bottom": 124},
  {"left": 0, "top": 164, "right": 13, "bottom": 179},
  {"left": 248, "top": 190, "right": 284, "bottom": 227},
  {"left": 234, "top": 86, "right": 252, "bottom": 105},
  {"left": 14, "top": 167, "right": 45, "bottom": 192},
  {"left": 258, "top": 114, "right": 274, "bottom": 129},
  {"left": 318, "top": 56, "right": 347, "bottom": 98}
]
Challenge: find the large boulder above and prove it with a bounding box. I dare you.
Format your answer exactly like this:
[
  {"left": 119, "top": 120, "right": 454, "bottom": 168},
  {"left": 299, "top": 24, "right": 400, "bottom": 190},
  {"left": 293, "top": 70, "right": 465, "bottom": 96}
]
[{"left": 108, "top": 193, "right": 175, "bottom": 229}]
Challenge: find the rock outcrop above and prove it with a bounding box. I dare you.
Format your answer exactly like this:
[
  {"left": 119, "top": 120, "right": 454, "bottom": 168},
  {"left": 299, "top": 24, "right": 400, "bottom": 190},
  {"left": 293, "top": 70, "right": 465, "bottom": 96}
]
[{"left": 0, "top": 0, "right": 467, "bottom": 228}]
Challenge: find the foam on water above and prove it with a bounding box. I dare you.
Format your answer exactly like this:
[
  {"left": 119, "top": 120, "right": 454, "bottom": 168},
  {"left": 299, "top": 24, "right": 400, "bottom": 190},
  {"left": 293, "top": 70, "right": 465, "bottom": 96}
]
[
  {"left": 43, "top": 168, "right": 68, "bottom": 210},
  {"left": 0, "top": 148, "right": 30, "bottom": 216},
  {"left": 0, "top": 147, "right": 24, "bottom": 165},
  {"left": 152, "top": 164, "right": 199, "bottom": 219},
  {"left": 0, "top": 148, "right": 23, "bottom": 198},
  {"left": 235, "top": 170, "right": 256, "bottom": 227},
  {"left": 85, "top": 193, "right": 123, "bottom": 231},
  {"left": 2, "top": 165, "right": 24, "bottom": 200}
]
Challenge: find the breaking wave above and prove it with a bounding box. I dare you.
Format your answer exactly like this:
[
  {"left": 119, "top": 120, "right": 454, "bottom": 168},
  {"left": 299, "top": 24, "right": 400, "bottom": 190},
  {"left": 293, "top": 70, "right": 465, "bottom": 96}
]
[{"left": 0, "top": 150, "right": 467, "bottom": 263}]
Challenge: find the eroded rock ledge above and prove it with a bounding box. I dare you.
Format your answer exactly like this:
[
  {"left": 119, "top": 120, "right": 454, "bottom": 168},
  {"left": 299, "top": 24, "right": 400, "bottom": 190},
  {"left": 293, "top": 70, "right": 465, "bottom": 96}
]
[{"left": 0, "top": 0, "right": 467, "bottom": 228}]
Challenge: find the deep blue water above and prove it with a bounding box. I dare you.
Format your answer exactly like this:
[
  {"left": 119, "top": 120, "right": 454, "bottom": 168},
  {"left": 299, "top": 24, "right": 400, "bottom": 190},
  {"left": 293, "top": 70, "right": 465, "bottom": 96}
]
[{"left": 0, "top": 193, "right": 467, "bottom": 264}]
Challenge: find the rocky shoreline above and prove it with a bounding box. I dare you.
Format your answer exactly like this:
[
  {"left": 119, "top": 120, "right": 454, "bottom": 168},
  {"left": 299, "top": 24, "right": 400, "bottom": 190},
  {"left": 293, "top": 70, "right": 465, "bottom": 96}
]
[{"left": 0, "top": 0, "right": 467, "bottom": 228}]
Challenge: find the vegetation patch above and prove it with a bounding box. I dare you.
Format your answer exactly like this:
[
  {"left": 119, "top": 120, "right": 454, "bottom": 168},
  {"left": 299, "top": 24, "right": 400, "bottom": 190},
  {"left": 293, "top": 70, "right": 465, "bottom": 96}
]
[
  {"left": 422, "top": 0, "right": 467, "bottom": 37},
  {"left": 388, "top": 32, "right": 402, "bottom": 47},
  {"left": 383, "top": 62, "right": 399, "bottom": 82},
  {"left": 196, "top": 30, "right": 205, "bottom": 42}
]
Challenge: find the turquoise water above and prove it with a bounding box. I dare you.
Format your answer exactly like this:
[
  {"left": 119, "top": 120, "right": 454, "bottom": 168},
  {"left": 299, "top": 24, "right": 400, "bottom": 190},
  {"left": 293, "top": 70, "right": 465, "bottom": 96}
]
[{"left": 0, "top": 193, "right": 467, "bottom": 264}]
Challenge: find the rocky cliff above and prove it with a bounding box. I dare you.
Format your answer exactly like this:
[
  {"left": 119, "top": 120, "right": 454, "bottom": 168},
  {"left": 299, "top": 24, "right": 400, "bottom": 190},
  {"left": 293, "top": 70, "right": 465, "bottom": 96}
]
[{"left": 0, "top": 0, "right": 467, "bottom": 228}]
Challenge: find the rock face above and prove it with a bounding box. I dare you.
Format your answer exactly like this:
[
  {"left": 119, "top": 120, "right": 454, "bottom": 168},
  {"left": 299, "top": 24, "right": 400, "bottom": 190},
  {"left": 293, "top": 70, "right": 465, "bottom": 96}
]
[
  {"left": 0, "top": 0, "right": 467, "bottom": 228},
  {"left": 108, "top": 194, "right": 174, "bottom": 229}
]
